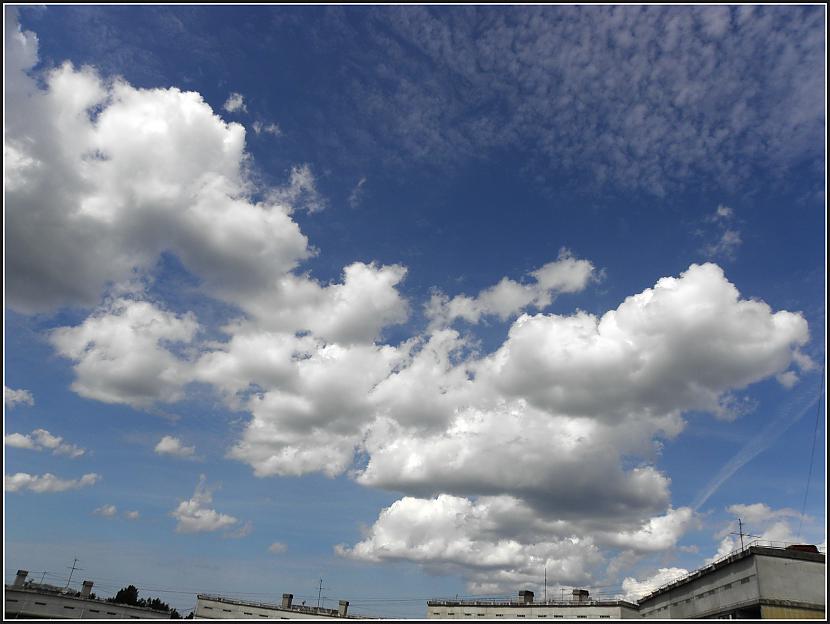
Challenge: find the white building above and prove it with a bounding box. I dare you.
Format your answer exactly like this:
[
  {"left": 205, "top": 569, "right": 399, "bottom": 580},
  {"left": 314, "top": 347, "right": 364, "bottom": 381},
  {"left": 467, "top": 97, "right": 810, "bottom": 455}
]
[
  {"left": 195, "top": 593, "right": 359, "bottom": 619},
  {"left": 637, "top": 544, "right": 826, "bottom": 619},
  {"left": 5, "top": 570, "right": 172, "bottom": 620},
  {"left": 427, "top": 590, "right": 641, "bottom": 619}
]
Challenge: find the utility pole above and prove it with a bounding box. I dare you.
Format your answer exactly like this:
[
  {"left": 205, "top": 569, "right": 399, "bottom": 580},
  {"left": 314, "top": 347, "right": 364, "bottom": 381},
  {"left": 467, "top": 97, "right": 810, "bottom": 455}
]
[
  {"left": 544, "top": 567, "right": 547, "bottom": 603},
  {"left": 316, "top": 578, "right": 324, "bottom": 609},
  {"left": 64, "top": 558, "right": 82, "bottom": 591},
  {"left": 39, "top": 571, "right": 48, "bottom": 585}
]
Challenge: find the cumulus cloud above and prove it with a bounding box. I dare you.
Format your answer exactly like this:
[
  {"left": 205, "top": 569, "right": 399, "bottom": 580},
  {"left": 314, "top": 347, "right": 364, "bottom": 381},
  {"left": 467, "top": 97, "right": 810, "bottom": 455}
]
[
  {"left": 6, "top": 20, "right": 312, "bottom": 313},
  {"left": 50, "top": 299, "right": 199, "bottom": 407},
  {"left": 621, "top": 567, "right": 689, "bottom": 601},
  {"left": 222, "top": 92, "right": 247, "bottom": 113},
  {"left": 124, "top": 510, "right": 140, "bottom": 520},
  {"left": 4, "top": 429, "right": 86, "bottom": 458},
  {"left": 4, "top": 386, "right": 34, "bottom": 408},
  {"left": 154, "top": 435, "right": 196, "bottom": 459},
  {"left": 171, "top": 475, "right": 239, "bottom": 534},
  {"left": 94, "top": 504, "right": 118, "bottom": 517},
  {"left": 426, "top": 249, "right": 596, "bottom": 327},
  {"left": 5, "top": 472, "right": 101, "bottom": 493}
]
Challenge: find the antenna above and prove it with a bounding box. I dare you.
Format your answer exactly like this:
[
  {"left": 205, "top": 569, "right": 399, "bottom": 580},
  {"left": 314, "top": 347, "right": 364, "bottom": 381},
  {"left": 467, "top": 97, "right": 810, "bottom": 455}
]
[
  {"left": 544, "top": 567, "right": 547, "bottom": 603},
  {"left": 64, "top": 558, "right": 83, "bottom": 591},
  {"left": 39, "top": 571, "right": 48, "bottom": 584},
  {"left": 729, "top": 518, "right": 760, "bottom": 550},
  {"left": 316, "top": 578, "right": 326, "bottom": 609}
]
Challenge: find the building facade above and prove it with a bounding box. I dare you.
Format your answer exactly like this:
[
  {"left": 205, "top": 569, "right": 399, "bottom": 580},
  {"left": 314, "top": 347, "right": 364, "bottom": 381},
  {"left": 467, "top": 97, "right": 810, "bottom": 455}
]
[
  {"left": 637, "top": 545, "right": 826, "bottom": 619},
  {"left": 195, "top": 593, "right": 358, "bottom": 619},
  {"left": 5, "top": 570, "right": 171, "bottom": 620},
  {"left": 427, "top": 590, "right": 641, "bottom": 619}
]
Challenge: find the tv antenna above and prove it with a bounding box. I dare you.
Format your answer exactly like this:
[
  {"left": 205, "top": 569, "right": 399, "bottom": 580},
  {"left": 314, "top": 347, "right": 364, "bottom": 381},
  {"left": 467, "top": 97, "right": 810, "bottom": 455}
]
[
  {"left": 64, "top": 558, "right": 83, "bottom": 591},
  {"left": 730, "top": 518, "right": 760, "bottom": 550},
  {"left": 316, "top": 577, "right": 327, "bottom": 609}
]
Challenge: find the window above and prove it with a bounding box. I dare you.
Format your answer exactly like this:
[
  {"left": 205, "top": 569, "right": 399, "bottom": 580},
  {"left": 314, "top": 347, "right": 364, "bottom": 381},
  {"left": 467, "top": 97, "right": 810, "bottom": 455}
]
[
  {"left": 90, "top": 609, "right": 100, "bottom": 613},
  {"left": 577, "top": 616, "right": 587, "bottom": 619},
  {"left": 64, "top": 606, "right": 76, "bottom": 610},
  {"left": 35, "top": 602, "right": 47, "bottom": 606},
  {"left": 685, "top": 599, "right": 692, "bottom": 604},
  {"left": 223, "top": 608, "right": 233, "bottom": 612},
  {"left": 740, "top": 577, "right": 751, "bottom": 584},
  {"left": 244, "top": 612, "right": 253, "bottom": 616},
  {"left": 495, "top": 614, "right": 504, "bottom": 617},
  {"left": 600, "top": 617, "right": 611, "bottom": 619},
  {"left": 517, "top": 616, "right": 526, "bottom": 618},
  {"left": 465, "top": 613, "right": 472, "bottom": 616},
  {"left": 204, "top": 606, "right": 214, "bottom": 610},
  {"left": 538, "top": 616, "right": 547, "bottom": 619},
  {"left": 107, "top": 612, "right": 117, "bottom": 616},
  {"left": 554, "top": 616, "right": 564, "bottom": 619},
  {"left": 723, "top": 583, "right": 732, "bottom": 590}
]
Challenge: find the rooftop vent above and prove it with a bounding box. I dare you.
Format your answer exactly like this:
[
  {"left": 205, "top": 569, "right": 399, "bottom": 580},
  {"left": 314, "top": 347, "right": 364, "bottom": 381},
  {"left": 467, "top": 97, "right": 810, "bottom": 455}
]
[
  {"left": 519, "top": 590, "right": 534, "bottom": 604},
  {"left": 572, "top": 589, "right": 590, "bottom": 603}
]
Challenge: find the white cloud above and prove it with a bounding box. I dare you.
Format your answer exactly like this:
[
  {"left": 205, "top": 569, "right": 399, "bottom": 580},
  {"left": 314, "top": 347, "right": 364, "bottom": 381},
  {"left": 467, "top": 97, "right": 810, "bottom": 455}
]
[
  {"left": 171, "top": 475, "right": 239, "bottom": 534},
  {"left": 252, "top": 121, "right": 281, "bottom": 136},
  {"left": 223, "top": 92, "right": 247, "bottom": 113},
  {"left": 4, "top": 429, "right": 86, "bottom": 458},
  {"left": 6, "top": 28, "right": 312, "bottom": 313},
  {"left": 704, "top": 229, "right": 742, "bottom": 260},
  {"left": 50, "top": 299, "right": 199, "bottom": 407},
  {"left": 348, "top": 176, "right": 367, "bottom": 208},
  {"left": 124, "top": 510, "right": 140, "bottom": 520},
  {"left": 621, "top": 567, "right": 689, "bottom": 601},
  {"left": 776, "top": 371, "right": 799, "bottom": 388},
  {"left": 5, "top": 386, "right": 34, "bottom": 408},
  {"left": 154, "top": 435, "right": 196, "bottom": 459},
  {"left": 269, "top": 163, "right": 327, "bottom": 214},
  {"left": 426, "top": 249, "right": 596, "bottom": 327},
  {"left": 5, "top": 472, "right": 101, "bottom": 493},
  {"left": 268, "top": 542, "right": 287, "bottom": 554},
  {"left": 94, "top": 504, "right": 118, "bottom": 517}
]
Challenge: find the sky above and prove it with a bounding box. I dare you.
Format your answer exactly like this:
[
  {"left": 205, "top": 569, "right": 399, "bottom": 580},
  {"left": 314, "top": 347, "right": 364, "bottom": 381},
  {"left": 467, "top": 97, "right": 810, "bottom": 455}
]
[{"left": 3, "top": 5, "right": 826, "bottom": 618}]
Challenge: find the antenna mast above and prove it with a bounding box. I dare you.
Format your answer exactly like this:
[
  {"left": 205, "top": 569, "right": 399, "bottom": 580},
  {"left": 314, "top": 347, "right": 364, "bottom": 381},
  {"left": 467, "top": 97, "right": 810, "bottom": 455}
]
[
  {"left": 730, "top": 518, "right": 760, "bottom": 551},
  {"left": 64, "top": 558, "right": 82, "bottom": 591}
]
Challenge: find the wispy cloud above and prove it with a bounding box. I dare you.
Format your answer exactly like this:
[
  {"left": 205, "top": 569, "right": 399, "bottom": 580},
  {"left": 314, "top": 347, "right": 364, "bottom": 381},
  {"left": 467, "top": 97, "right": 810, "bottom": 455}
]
[
  {"left": 692, "top": 380, "right": 822, "bottom": 511},
  {"left": 5, "top": 472, "right": 101, "bottom": 494}
]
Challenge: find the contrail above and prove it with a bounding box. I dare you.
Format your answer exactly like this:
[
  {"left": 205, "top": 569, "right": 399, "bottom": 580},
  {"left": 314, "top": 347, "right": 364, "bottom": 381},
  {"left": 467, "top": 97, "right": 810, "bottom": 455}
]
[{"left": 692, "top": 378, "right": 822, "bottom": 512}]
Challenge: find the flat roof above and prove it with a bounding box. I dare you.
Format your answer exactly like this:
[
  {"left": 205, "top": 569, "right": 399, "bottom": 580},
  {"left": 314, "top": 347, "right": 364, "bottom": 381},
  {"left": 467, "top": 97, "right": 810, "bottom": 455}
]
[
  {"left": 637, "top": 546, "right": 826, "bottom": 605},
  {"left": 427, "top": 598, "right": 639, "bottom": 609}
]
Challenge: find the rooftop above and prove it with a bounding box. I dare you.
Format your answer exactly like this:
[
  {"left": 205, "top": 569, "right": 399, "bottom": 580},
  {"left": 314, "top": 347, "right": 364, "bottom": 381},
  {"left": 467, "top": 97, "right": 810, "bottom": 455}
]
[{"left": 637, "top": 542, "right": 826, "bottom": 604}]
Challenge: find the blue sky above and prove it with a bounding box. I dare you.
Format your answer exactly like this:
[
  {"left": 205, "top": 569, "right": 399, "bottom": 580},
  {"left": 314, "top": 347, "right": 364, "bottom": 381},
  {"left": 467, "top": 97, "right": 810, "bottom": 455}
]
[{"left": 4, "top": 5, "right": 826, "bottom": 618}]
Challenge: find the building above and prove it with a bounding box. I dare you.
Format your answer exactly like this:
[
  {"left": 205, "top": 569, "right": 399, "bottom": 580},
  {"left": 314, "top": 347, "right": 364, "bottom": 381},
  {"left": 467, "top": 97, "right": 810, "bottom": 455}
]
[
  {"left": 637, "top": 545, "right": 826, "bottom": 619},
  {"left": 427, "top": 589, "right": 641, "bottom": 619},
  {"left": 4, "top": 569, "right": 171, "bottom": 620},
  {"left": 195, "top": 593, "right": 360, "bottom": 619}
]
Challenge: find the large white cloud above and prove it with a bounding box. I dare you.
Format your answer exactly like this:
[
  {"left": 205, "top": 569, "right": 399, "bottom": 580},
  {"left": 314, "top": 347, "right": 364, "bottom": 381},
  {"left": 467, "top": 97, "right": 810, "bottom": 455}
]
[{"left": 5, "top": 19, "right": 311, "bottom": 314}]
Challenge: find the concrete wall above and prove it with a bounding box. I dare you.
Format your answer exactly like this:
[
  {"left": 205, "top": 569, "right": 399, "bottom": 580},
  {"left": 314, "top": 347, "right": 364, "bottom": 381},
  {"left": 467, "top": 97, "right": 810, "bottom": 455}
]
[
  {"left": 4, "top": 588, "right": 170, "bottom": 619},
  {"left": 755, "top": 553, "right": 826, "bottom": 608},
  {"left": 426, "top": 603, "right": 640, "bottom": 619},
  {"left": 638, "top": 555, "right": 760, "bottom": 619},
  {"left": 195, "top": 595, "right": 349, "bottom": 620}
]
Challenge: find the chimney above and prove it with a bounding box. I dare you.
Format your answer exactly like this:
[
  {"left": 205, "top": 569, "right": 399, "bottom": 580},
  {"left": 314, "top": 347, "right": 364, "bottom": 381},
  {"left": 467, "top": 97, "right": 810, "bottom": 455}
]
[
  {"left": 13, "top": 570, "right": 29, "bottom": 588},
  {"left": 518, "top": 590, "right": 534, "bottom": 605},
  {"left": 572, "top": 589, "right": 589, "bottom": 603},
  {"left": 281, "top": 593, "right": 293, "bottom": 609},
  {"left": 81, "top": 580, "right": 94, "bottom": 598},
  {"left": 338, "top": 600, "right": 350, "bottom": 617}
]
